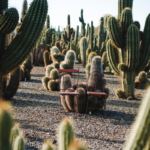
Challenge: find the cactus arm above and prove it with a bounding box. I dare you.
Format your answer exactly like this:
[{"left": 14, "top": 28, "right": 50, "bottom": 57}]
[
  {"left": 120, "top": 8, "right": 133, "bottom": 34},
  {"left": 107, "top": 17, "right": 124, "bottom": 48},
  {"left": 1, "top": 0, "right": 48, "bottom": 75},
  {"left": 127, "top": 25, "right": 140, "bottom": 71},
  {"left": 106, "top": 40, "right": 120, "bottom": 75},
  {"left": 118, "top": 0, "right": 133, "bottom": 21},
  {"left": 124, "top": 87, "right": 150, "bottom": 150},
  {"left": 136, "top": 14, "right": 150, "bottom": 73},
  {"left": 0, "top": 8, "right": 19, "bottom": 34}
]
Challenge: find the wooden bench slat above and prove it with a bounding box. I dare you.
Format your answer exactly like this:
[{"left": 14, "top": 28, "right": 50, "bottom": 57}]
[
  {"left": 59, "top": 69, "right": 79, "bottom": 73},
  {"left": 87, "top": 91, "right": 106, "bottom": 96},
  {"left": 60, "top": 92, "right": 79, "bottom": 95}
]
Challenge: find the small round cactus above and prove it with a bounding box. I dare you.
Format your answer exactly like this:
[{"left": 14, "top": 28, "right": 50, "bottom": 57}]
[
  {"left": 48, "top": 80, "right": 56, "bottom": 91},
  {"left": 46, "top": 65, "right": 54, "bottom": 77},
  {"left": 88, "top": 52, "right": 97, "bottom": 63},
  {"left": 42, "top": 76, "right": 50, "bottom": 90},
  {"left": 50, "top": 69, "right": 59, "bottom": 80},
  {"left": 139, "top": 71, "right": 147, "bottom": 83}
]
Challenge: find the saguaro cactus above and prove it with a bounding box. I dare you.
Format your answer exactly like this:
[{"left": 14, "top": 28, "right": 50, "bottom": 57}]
[
  {"left": 0, "top": 0, "right": 48, "bottom": 99},
  {"left": 107, "top": 0, "right": 150, "bottom": 99},
  {"left": 79, "top": 9, "right": 86, "bottom": 36}
]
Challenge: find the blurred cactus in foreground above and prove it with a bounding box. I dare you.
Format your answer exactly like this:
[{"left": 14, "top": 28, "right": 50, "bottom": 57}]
[
  {"left": 124, "top": 87, "right": 150, "bottom": 150},
  {"left": 0, "top": 0, "right": 48, "bottom": 99}
]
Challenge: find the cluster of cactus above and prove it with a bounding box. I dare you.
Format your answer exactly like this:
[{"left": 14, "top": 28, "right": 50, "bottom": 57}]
[
  {"left": 43, "top": 45, "right": 64, "bottom": 68},
  {"left": 60, "top": 56, "right": 109, "bottom": 113},
  {"left": 135, "top": 71, "right": 150, "bottom": 89},
  {"left": 106, "top": 0, "right": 150, "bottom": 99},
  {"left": 20, "top": 54, "right": 33, "bottom": 81},
  {"left": 0, "top": 0, "right": 48, "bottom": 99},
  {"left": 87, "top": 56, "right": 109, "bottom": 110},
  {"left": 42, "top": 66, "right": 59, "bottom": 91}
]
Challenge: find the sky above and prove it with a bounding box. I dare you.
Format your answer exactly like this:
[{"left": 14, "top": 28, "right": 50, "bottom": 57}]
[{"left": 9, "top": 0, "right": 150, "bottom": 32}]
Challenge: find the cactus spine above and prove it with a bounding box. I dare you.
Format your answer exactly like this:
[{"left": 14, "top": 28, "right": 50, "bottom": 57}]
[
  {"left": 79, "top": 9, "right": 86, "bottom": 36},
  {"left": 107, "top": 1, "right": 150, "bottom": 99}
]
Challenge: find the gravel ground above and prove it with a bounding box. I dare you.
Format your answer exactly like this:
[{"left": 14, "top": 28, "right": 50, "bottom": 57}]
[{"left": 11, "top": 62, "right": 146, "bottom": 150}]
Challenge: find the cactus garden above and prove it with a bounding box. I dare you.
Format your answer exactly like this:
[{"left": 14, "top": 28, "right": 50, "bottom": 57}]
[{"left": 0, "top": 0, "right": 150, "bottom": 149}]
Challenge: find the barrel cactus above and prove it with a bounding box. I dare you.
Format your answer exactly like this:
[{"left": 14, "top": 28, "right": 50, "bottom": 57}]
[
  {"left": 135, "top": 71, "right": 150, "bottom": 89},
  {"left": 0, "top": 0, "right": 48, "bottom": 99},
  {"left": 42, "top": 68, "right": 59, "bottom": 91},
  {"left": 107, "top": 0, "right": 150, "bottom": 99},
  {"left": 51, "top": 46, "right": 64, "bottom": 63},
  {"left": 60, "top": 50, "right": 76, "bottom": 70}
]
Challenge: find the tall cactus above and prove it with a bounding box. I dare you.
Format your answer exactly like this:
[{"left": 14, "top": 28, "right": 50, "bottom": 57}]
[
  {"left": 80, "top": 37, "right": 88, "bottom": 67},
  {"left": 90, "top": 21, "right": 94, "bottom": 51},
  {"left": 0, "top": 0, "right": 48, "bottom": 99},
  {"left": 98, "top": 17, "right": 104, "bottom": 55},
  {"left": 62, "top": 15, "right": 74, "bottom": 45},
  {"left": 79, "top": 9, "right": 86, "bottom": 36},
  {"left": 107, "top": 0, "right": 150, "bottom": 99},
  {"left": 46, "top": 15, "right": 50, "bottom": 29}
]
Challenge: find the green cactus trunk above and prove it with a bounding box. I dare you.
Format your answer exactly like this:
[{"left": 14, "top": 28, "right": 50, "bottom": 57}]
[{"left": 121, "top": 71, "right": 135, "bottom": 99}]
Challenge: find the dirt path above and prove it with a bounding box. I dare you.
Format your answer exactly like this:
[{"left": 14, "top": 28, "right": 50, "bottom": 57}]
[{"left": 11, "top": 62, "right": 145, "bottom": 150}]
